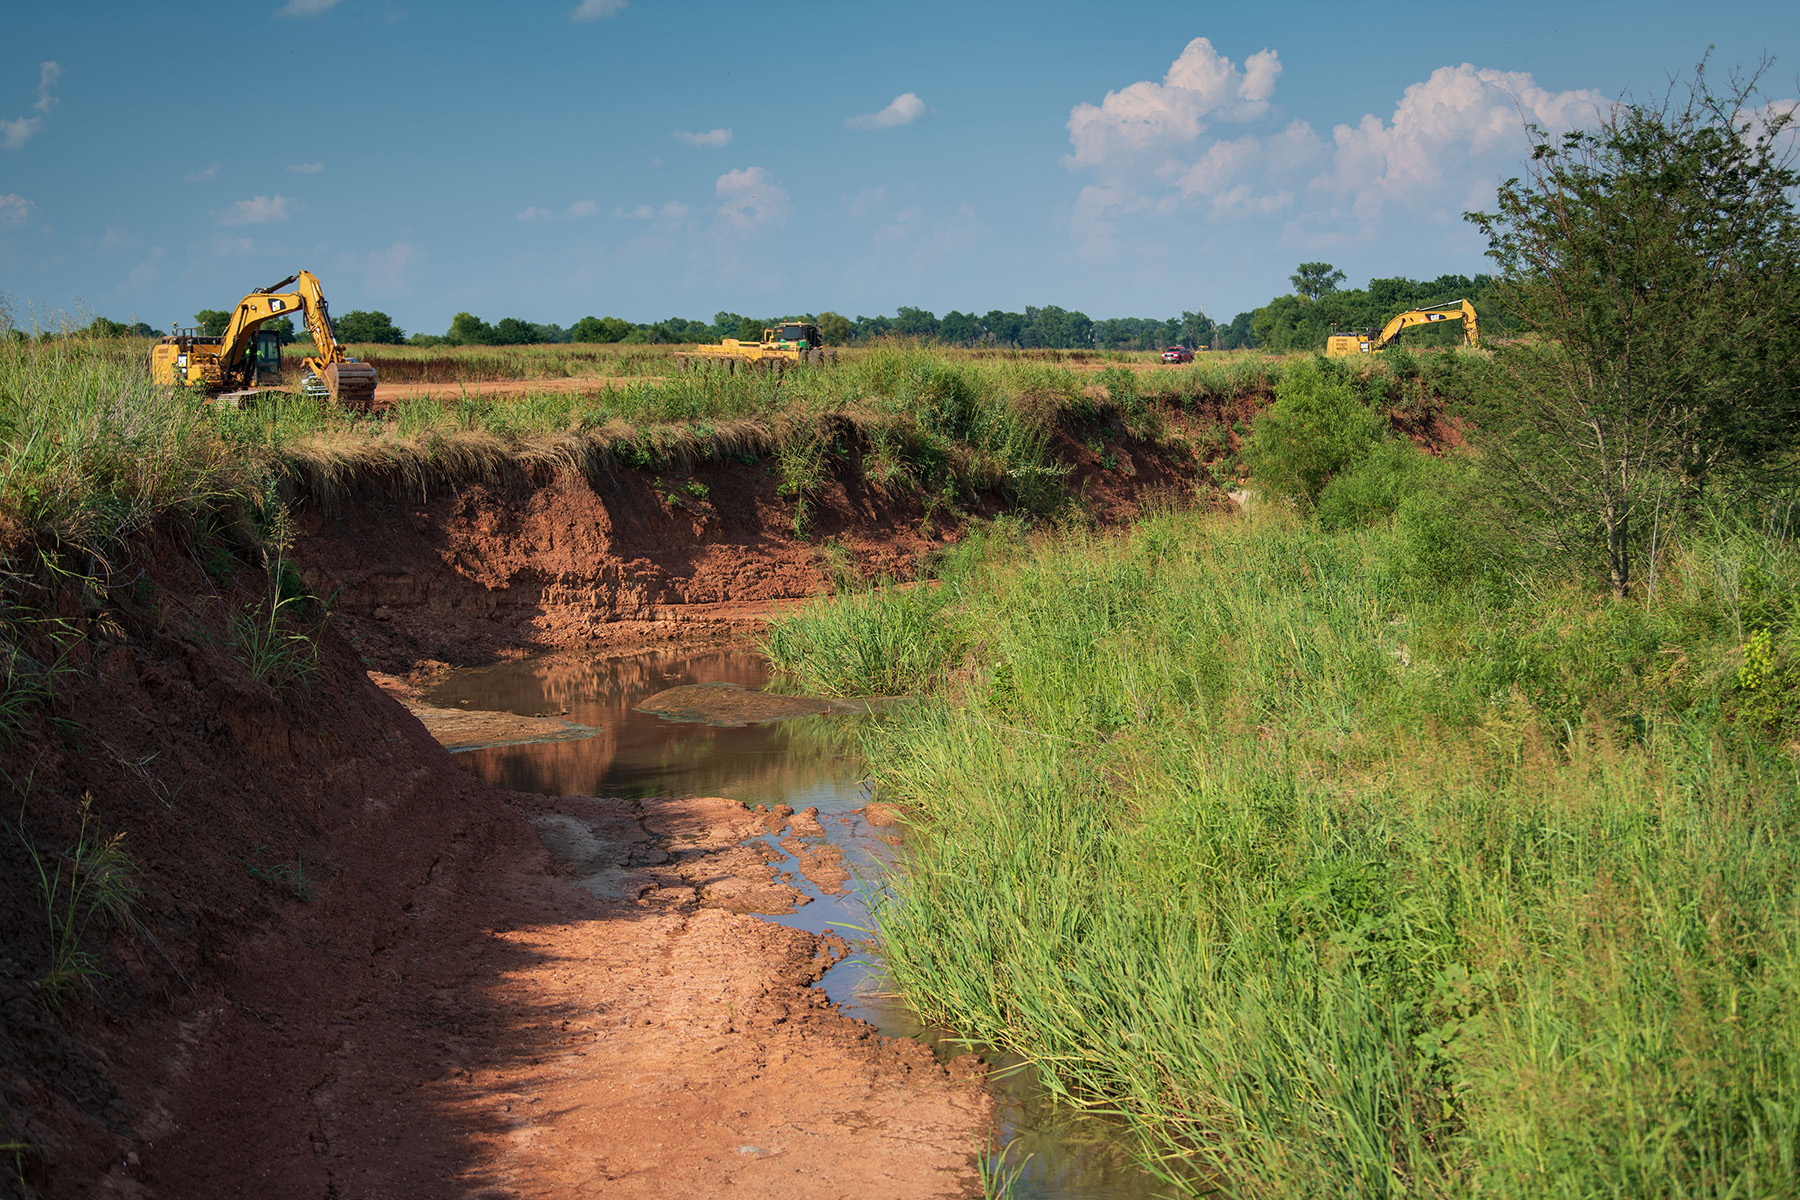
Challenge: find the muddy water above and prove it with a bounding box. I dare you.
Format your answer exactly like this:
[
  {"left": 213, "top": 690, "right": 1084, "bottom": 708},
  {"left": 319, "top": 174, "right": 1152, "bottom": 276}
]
[{"left": 428, "top": 647, "right": 1168, "bottom": 1200}]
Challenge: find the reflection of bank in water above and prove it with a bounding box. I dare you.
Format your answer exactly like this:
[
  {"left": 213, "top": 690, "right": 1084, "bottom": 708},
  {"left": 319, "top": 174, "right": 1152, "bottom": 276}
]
[{"left": 427, "top": 647, "right": 1161, "bottom": 1200}]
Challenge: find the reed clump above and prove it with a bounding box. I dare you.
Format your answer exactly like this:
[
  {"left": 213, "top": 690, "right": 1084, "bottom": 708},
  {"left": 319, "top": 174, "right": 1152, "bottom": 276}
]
[{"left": 762, "top": 503, "right": 1800, "bottom": 1198}]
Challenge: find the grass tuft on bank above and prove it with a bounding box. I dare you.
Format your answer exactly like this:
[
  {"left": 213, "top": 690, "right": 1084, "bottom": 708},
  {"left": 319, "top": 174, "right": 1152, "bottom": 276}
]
[{"left": 763, "top": 498, "right": 1800, "bottom": 1197}]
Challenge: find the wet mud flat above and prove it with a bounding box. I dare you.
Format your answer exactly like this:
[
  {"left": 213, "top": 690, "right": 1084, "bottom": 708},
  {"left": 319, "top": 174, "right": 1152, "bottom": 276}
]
[{"left": 425, "top": 646, "right": 1164, "bottom": 1200}]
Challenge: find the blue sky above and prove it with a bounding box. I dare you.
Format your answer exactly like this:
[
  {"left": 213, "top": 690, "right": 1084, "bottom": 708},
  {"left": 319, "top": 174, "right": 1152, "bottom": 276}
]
[{"left": 2, "top": 0, "right": 1795, "bottom": 337}]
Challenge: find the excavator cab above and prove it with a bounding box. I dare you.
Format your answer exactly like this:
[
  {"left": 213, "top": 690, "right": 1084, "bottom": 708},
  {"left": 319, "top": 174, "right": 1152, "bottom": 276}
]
[
  {"left": 769, "top": 322, "right": 823, "bottom": 349},
  {"left": 252, "top": 330, "right": 283, "bottom": 385}
]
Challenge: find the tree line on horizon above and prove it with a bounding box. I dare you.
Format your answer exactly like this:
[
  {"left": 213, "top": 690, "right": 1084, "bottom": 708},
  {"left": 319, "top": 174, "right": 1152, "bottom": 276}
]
[
  {"left": 306, "top": 267, "right": 1502, "bottom": 354},
  {"left": 58, "top": 264, "right": 1504, "bottom": 355}
]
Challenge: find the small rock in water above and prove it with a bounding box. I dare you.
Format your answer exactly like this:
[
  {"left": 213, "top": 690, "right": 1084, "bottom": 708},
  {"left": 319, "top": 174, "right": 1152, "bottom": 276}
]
[{"left": 863, "top": 801, "right": 903, "bottom": 827}]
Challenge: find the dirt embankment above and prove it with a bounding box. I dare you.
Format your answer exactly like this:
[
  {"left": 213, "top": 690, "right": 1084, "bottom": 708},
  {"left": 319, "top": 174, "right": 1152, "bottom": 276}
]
[
  {"left": 294, "top": 420, "right": 1210, "bottom": 673},
  {"left": 2, "top": 418, "right": 1213, "bottom": 1199},
  {"left": 0, "top": 531, "right": 987, "bottom": 1200}
]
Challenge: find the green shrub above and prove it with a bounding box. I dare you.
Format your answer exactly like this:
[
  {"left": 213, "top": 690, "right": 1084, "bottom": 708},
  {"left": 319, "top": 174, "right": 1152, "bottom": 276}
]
[
  {"left": 1244, "top": 356, "right": 1383, "bottom": 508},
  {"left": 1312, "top": 439, "right": 1429, "bottom": 530}
]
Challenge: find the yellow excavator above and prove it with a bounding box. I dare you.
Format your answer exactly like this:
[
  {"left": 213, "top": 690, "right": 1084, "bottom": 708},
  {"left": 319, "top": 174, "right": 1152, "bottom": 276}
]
[
  {"left": 148, "top": 271, "right": 378, "bottom": 408},
  {"left": 1326, "top": 299, "right": 1479, "bottom": 356},
  {"left": 675, "top": 321, "right": 836, "bottom": 372}
]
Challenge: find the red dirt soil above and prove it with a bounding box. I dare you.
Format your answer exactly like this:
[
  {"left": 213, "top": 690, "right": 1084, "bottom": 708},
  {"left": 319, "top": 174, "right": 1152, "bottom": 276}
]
[
  {"left": 2, "top": 429, "right": 1211, "bottom": 1199},
  {"left": 295, "top": 421, "right": 1212, "bottom": 672},
  {"left": 0, "top": 528, "right": 988, "bottom": 1200}
]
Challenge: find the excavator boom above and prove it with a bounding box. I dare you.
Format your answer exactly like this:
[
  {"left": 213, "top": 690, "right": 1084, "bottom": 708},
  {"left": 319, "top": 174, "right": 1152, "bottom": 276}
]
[{"left": 1326, "top": 299, "right": 1479, "bottom": 356}]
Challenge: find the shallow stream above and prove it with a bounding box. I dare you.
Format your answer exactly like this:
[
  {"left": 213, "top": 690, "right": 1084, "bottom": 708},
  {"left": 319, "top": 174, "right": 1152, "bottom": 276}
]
[{"left": 427, "top": 646, "right": 1164, "bottom": 1200}]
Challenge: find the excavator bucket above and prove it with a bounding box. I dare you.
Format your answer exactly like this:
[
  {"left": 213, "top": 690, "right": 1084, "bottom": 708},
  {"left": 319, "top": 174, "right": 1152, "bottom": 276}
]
[{"left": 323, "top": 361, "right": 379, "bottom": 411}]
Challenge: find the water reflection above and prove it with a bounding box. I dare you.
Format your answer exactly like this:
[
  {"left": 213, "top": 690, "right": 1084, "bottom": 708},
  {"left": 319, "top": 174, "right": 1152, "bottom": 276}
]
[{"left": 429, "top": 648, "right": 1168, "bottom": 1200}]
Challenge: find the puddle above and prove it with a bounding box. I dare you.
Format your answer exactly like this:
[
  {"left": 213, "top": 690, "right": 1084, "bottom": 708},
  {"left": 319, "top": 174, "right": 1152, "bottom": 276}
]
[{"left": 428, "top": 646, "right": 1170, "bottom": 1200}]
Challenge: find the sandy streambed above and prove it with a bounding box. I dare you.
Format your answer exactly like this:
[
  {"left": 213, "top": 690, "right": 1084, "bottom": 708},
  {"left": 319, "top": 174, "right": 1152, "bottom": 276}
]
[{"left": 441, "top": 790, "right": 990, "bottom": 1198}]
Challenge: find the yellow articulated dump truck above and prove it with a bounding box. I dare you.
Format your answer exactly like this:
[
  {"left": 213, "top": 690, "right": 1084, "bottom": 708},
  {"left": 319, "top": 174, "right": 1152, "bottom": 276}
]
[
  {"left": 675, "top": 321, "right": 837, "bottom": 373},
  {"left": 1326, "top": 299, "right": 1479, "bottom": 356},
  {"left": 149, "top": 271, "right": 378, "bottom": 409}
]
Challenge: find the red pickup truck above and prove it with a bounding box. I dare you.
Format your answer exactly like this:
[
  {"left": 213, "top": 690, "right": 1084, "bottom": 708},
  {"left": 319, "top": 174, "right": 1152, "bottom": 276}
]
[{"left": 1160, "top": 346, "right": 1195, "bottom": 363}]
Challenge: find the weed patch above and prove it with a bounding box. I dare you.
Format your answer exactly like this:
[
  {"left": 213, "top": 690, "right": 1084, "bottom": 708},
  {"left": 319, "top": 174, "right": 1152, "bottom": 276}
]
[{"left": 18, "top": 795, "right": 139, "bottom": 1006}]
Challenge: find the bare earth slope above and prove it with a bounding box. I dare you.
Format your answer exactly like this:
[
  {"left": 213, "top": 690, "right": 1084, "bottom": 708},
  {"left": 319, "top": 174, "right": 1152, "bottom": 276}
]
[
  {"left": 294, "top": 423, "right": 1205, "bottom": 670},
  {"left": 0, "top": 531, "right": 984, "bottom": 1200}
]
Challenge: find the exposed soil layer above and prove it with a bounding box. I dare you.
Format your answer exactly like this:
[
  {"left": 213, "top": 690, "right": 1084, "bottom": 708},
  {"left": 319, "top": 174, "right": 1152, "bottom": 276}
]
[
  {"left": 2, "top": 424, "right": 1214, "bottom": 1199},
  {"left": 0, "top": 531, "right": 987, "bottom": 1200},
  {"left": 293, "top": 420, "right": 1213, "bottom": 673}
]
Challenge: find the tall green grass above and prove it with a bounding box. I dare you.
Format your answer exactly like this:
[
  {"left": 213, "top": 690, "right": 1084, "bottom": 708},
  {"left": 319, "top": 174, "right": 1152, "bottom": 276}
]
[
  {"left": 763, "top": 506, "right": 1800, "bottom": 1197},
  {"left": 0, "top": 333, "right": 258, "bottom": 554}
]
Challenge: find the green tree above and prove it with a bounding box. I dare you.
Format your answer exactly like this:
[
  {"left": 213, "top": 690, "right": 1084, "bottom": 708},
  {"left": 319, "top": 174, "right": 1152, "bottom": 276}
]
[
  {"left": 194, "top": 309, "right": 232, "bottom": 337},
  {"left": 1289, "top": 262, "right": 1346, "bottom": 301},
  {"left": 570, "top": 315, "right": 633, "bottom": 343},
  {"left": 982, "top": 310, "right": 1024, "bottom": 346},
  {"left": 334, "top": 310, "right": 406, "bottom": 344},
  {"left": 938, "top": 311, "right": 981, "bottom": 345},
  {"left": 1180, "top": 310, "right": 1213, "bottom": 350},
  {"left": 816, "top": 311, "right": 854, "bottom": 345},
  {"left": 1466, "top": 65, "right": 1800, "bottom": 597},
  {"left": 491, "top": 317, "right": 538, "bottom": 345},
  {"left": 446, "top": 312, "right": 496, "bottom": 345},
  {"left": 1216, "top": 311, "right": 1259, "bottom": 350},
  {"left": 894, "top": 306, "right": 939, "bottom": 339},
  {"left": 1252, "top": 294, "right": 1328, "bottom": 352}
]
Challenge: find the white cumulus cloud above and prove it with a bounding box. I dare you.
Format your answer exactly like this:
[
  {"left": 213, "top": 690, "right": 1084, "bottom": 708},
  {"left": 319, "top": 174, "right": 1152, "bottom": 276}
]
[
  {"left": 1064, "top": 40, "right": 1607, "bottom": 252},
  {"left": 1736, "top": 97, "right": 1800, "bottom": 156},
  {"left": 0, "top": 194, "right": 32, "bottom": 225},
  {"left": 715, "top": 167, "right": 790, "bottom": 230},
  {"left": 845, "top": 93, "right": 927, "bottom": 131},
  {"left": 672, "top": 127, "right": 733, "bottom": 148},
  {"left": 184, "top": 163, "right": 220, "bottom": 183},
  {"left": 1065, "top": 38, "right": 1277, "bottom": 172},
  {"left": 570, "top": 0, "right": 627, "bottom": 21},
  {"left": 275, "top": 0, "right": 345, "bottom": 16},
  {"left": 844, "top": 185, "right": 887, "bottom": 218},
  {"left": 567, "top": 199, "right": 599, "bottom": 218},
  {"left": 1314, "top": 64, "right": 1606, "bottom": 222},
  {"left": 287, "top": 161, "right": 324, "bottom": 174},
  {"left": 517, "top": 206, "right": 555, "bottom": 222},
  {"left": 2, "top": 61, "right": 62, "bottom": 151},
  {"left": 614, "top": 201, "right": 690, "bottom": 220},
  {"left": 219, "top": 194, "right": 295, "bottom": 225}
]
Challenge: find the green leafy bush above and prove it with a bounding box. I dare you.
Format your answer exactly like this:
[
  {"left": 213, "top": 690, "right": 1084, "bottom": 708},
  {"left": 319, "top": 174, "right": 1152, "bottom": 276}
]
[
  {"left": 1312, "top": 439, "right": 1429, "bottom": 530},
  {"left": 1244, "top": 356, "right": 1383, "bottom": 507}
]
